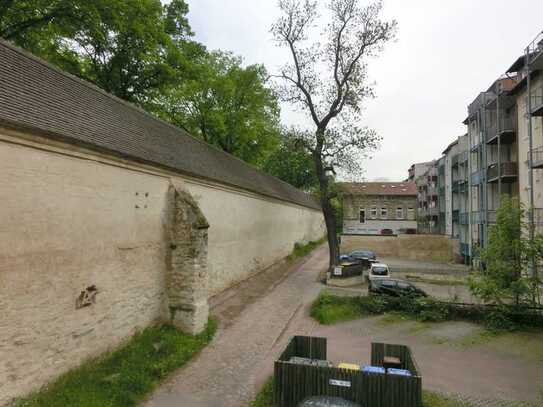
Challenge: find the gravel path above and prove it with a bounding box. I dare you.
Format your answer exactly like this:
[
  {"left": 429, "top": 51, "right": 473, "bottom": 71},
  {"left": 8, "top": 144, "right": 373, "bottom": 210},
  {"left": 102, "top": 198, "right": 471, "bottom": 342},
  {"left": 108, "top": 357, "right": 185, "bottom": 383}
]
[{"left": 144, "top": 245, "right": 328, "bottom": 407}]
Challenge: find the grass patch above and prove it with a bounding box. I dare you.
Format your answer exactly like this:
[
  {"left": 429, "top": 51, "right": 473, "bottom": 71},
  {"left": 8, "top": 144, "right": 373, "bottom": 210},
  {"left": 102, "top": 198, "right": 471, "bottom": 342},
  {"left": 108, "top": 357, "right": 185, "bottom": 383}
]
[
  {"left": 251, "top": 377, "right": 274, "bottom": 407},
  {"left": 310, "top": 294, "right": 371, "bottom": 325},
  {"left": 422, "top": 391, "right": 475, "bottom": 406},
  {"left": 311, "top": 292, "right": 543, "bottom": 331},
  {"left": 251, "top": 378, "right": 474, "bottom": 407},
  {"left": 14, "top": 320, "right": 217, "bottom": 407},
  {"left": 287, "top": 238, "right": 326, "bottom": 262}
]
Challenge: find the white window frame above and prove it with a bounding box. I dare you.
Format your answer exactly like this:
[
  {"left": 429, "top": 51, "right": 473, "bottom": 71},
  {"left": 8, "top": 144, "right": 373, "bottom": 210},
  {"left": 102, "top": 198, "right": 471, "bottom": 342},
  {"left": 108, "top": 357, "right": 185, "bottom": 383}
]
[
  {"left": 380, "top": 207, "right": 388, "bottom": 219},
  {"left": 396, "top": 207, "right": 404, "bottom": 219},
  {"left": 370, "top": 207, "right": 377, "bottom": 219}
]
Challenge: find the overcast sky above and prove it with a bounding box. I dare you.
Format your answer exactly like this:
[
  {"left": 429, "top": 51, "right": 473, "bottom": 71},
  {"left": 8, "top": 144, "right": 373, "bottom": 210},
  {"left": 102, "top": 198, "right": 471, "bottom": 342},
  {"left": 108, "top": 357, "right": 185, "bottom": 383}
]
[{"left": 185, "top": 0, "right": 543, "bottom": 182}]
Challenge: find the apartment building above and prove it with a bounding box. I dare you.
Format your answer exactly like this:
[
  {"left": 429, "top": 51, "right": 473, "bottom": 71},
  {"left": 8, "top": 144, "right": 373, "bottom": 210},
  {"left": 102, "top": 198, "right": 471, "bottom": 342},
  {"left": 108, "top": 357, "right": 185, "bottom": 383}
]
[
  {"left": 411, "top": 31, "right": 543, "bottom": 265},
  {"left": 506, "top": 33, "right": 543, "bottom": 237},
  {"left": 416, "top": 160, "right": 445, "bottom": 234}
]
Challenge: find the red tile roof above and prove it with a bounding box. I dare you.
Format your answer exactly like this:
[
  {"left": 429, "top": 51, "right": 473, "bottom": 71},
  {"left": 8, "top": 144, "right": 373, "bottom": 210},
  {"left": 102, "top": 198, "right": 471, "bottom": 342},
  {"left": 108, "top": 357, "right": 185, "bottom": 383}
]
[{"left": 338, "top": 182, "right": 417, "bottom": 196}]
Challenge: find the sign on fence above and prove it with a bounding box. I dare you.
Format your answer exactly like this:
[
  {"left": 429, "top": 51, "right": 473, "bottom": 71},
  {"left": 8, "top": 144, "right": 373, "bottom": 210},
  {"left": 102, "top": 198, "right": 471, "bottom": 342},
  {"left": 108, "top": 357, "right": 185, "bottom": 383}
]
[{"left": 329, "top": 379, "right": 351, "bottom": 388}]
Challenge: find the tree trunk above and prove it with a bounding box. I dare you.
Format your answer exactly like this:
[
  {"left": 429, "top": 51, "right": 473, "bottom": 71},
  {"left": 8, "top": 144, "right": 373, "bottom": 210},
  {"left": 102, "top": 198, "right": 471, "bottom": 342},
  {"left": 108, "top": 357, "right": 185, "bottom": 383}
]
[
  {"left": 313, "top": 129, "right": 339, "bottom": 269},
  {"left": 321, "top": 196, "right": 339, "bottom": 268}
]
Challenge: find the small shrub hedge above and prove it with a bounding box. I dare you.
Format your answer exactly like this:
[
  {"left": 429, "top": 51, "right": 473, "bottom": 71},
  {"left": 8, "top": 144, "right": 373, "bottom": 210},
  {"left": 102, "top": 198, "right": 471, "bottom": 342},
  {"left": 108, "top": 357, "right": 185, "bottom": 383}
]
[{"left": 311, "top": 293, "right": 543, "bottom": 331}]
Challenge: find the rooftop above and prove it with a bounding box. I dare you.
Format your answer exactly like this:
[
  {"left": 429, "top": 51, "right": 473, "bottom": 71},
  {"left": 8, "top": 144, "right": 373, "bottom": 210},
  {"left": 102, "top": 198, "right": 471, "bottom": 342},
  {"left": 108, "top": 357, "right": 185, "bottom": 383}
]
[
  {"left": 0, "top": 40, "right": 319, "bottom": 210},
  {"left": 338, "top": 182, "right": 417, "bottom": 196}
]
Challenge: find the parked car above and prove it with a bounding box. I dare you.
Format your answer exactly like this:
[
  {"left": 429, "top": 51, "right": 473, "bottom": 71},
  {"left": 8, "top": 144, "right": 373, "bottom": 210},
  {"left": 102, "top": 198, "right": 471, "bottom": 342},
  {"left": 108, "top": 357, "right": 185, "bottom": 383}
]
[
  {"left": 380, "top": 228, "right": 394, "bottom": 235},
  {"left": 369, "top": 278, "right": 427, "bottom": 297},
  {"left": 348, "top": 250, "right": 377, "bottom": 262},
  {"left": 366, "top": 263, "right": 390, "bottom": 281}
]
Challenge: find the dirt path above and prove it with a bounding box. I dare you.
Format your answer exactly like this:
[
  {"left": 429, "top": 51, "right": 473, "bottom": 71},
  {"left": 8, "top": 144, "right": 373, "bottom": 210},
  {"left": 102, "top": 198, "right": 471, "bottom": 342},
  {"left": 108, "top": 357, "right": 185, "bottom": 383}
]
[{"left": 144, "top": 245, "right": 328, "bottom": 407}]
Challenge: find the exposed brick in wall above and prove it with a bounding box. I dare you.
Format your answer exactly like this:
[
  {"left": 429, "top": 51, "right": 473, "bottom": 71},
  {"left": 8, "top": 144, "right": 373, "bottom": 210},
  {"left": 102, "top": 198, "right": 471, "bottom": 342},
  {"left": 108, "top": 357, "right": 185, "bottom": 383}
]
[{"left": 167, "top": 181, "right": 210, "bottom": 335}]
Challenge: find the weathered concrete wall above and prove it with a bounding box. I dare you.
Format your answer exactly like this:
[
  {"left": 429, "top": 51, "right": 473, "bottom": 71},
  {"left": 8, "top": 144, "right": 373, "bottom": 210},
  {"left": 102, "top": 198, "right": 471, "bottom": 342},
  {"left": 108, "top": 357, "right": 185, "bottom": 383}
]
[
  {"left": 0, "top": 132, "right": 324, "bottom": 405},
  {"left": 340, "top": 234, "right": 454, "bottom": 263}
]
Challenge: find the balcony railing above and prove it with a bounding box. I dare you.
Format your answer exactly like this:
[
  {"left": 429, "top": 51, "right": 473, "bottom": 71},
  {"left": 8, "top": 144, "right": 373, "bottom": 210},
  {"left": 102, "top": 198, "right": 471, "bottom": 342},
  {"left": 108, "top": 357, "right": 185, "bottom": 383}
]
[
  {"left": 427, "top": 186, "right": 438, "bottom": 196},
  {"left": 531, "top": 145, "right": 543, "bottom": 169},
  {"left": 530, "top": 84, "right": 543, "bottom": 116},
  {"left": 452, "top": 210, "right": 460, "bottom": 223},
  {"left": 487, "top": 116, "right": 516, "bottom": 144},
  {"left": 488, "top": 210, "right": 497, "bottom": 224},
  {"left": 487, "top": 162, "right": 518, "bottom": 182},
  {"left": 471, "top": 169, "right": 484, "bottom": 185},
  {"left": 526, "top": 31, "right": 543, "bottom": 67},
  {"left": 427, "top": 207, "right": 439, "bottom": 217},
  {"left": 459, "top": 212, "right": 469, "bottom": 225},
  {"left": 460, "top": 243, "right": 469, "bottom": 256},
  {"left": 471, "top": 211, "right": 483, "bottom": 224}
]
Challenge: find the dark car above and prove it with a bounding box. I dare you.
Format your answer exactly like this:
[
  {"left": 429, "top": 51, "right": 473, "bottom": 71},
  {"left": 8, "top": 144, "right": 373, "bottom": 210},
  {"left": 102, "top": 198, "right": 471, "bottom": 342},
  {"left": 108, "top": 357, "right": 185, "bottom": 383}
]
[
  {"left": 368, "top": 279, "right": 427, "bottom": 297},
  {"left": 380, "top": 228, "right": 394, "bottom": 235},
  {"left": 348, "top": 250, "right": 377, "bottom": 262}
]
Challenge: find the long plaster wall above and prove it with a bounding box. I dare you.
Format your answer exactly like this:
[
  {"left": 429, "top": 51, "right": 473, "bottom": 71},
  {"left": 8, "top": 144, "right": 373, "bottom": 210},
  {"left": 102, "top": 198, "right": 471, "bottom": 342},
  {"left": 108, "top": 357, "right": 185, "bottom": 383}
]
[{"left": 0, "top": 132, "right": 324, "bottom": 405}]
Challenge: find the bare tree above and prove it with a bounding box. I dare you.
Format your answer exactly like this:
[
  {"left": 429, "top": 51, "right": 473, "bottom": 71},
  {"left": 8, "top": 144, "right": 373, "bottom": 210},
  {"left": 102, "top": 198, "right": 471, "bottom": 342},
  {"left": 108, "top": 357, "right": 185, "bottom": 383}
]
[{"left": 271, "top": 0, "right": 397, "bottom": 268}]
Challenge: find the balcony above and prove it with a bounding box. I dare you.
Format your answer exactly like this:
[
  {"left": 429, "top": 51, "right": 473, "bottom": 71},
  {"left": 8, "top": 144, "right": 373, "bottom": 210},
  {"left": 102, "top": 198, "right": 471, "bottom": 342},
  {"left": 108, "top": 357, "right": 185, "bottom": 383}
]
[
  {"left": 427, "top": 186, "right": 438, "bottom": 196},
  {"left": 471, "top": 211, "right": 483, "bottom": 224},
  {"left": 452, "top": 210, "right": 460, "bottom": 223},
  {"left": 427, "top": 207, "right": 439, "bottom": 217},
  {"left": 459, "top": 212, "right": 469, "bottom": 225},
  {"left": 527, "top": 31, "right": 543, "bottom": 70},
  {"left": 486, "top": 116, "right": 516, "bottom": 145},
  {"left": 471, "top": 169, "right": 484, "bottom": 185},
  {"left": 534, "top": 208, "right": 543, "bottom": 234},
  {"left": 488, "top": 210, "right": 497, "bottom": 224},
  {"left": 531, "top": 145, "right": 543, "bottom": 169},
  {"left": 530, "top": 84, "right": 543, "bottom": 117},
  {"left": 487, "top": 162, "right": 518, "bottom": 183},
  {"left": 460, "top": 243, "right": 469, "bottom": 256}
]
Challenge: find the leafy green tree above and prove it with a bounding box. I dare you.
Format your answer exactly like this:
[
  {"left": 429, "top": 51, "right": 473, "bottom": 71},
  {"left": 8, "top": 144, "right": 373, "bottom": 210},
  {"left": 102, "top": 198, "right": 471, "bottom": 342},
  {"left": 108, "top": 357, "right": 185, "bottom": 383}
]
[
  {"left": 1, "top": 0, "right": 200, "bottom": 104},
  {"left": 262, "top": 130, "right": 318, "bottom": 191},
  {"left": 155, "top": 51, "right": 281, "bottom": 166},
  {"left": 469, "top": 197, "right": 536, "bottom": 305}
]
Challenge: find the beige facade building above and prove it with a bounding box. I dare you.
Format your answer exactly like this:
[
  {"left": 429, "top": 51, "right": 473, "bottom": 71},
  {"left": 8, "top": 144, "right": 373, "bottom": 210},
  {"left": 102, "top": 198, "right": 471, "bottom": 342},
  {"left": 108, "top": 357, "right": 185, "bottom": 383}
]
[
  {"left": 0, "top": 40, "right": 325, "bottom": 404},
  {"left": 340, "top": 182, "right": 417, "bottom": 235}
]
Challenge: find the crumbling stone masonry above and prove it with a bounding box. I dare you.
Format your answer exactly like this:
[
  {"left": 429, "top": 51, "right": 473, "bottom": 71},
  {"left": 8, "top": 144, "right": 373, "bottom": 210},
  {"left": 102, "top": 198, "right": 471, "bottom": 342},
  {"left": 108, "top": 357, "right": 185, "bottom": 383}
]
[{"left": 167, "top": 180, "right": 210, "bottom": 335}]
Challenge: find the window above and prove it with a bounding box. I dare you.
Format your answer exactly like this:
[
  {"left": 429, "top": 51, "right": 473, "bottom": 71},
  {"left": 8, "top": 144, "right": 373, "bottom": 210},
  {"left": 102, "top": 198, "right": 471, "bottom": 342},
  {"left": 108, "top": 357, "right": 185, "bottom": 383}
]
[
  {"left": 380, "top": 208, "right": 388, "bottom": 219},
  {"left": 359, "top": 209, "right": 365, "bottom": 224},
  {"left": 396, "top": 207, "right": 404, "bottom": 219},
  {"left": 370, "top": 207, "right": 377, "bottom": 219},
  {"left": 407, "top": 208, "right": 414, "bottom": 219}
]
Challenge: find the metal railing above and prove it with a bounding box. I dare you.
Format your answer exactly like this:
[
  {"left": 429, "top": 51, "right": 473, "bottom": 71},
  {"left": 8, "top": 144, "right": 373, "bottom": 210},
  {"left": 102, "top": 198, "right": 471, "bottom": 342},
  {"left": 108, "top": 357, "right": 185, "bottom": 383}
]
[
  {"left": 526, "top": 31, "right": 543, "bottom": 66},
  {"left": 452, "top": 210, "right": 460, "bottom": 223},
  {"left": 488, "top": 210, "right": 497, "bottom": 224},
  {"left": 498, "top": 115, "right": 515, "bottom": 134},
  {"left": 459, "top": 212, "right": 469, "bottom": 225},
  {"left": 471, "top": 169, "right": 484, "bottom": 185},
  {"left": 471, "top": 211, "right": 483, "bottom": 224},
  {"left": 529, "top": 145, "right": 543, "bottom": 167},
  {"left": 530, "top": 84, "right": 543, "bottom": 115},
  {"left": 487, "top": 162, "right": 518, "bottom": 181},
  {"left": 460, "top": 243, "right": 469, "bottom": 256}
]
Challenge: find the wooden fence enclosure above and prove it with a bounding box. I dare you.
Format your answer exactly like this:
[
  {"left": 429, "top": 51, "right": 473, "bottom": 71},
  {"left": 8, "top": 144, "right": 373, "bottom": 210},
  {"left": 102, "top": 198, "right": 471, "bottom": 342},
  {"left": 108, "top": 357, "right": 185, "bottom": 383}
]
[{"left": 273, "top": 336, "right": 422, "bottom": 407}]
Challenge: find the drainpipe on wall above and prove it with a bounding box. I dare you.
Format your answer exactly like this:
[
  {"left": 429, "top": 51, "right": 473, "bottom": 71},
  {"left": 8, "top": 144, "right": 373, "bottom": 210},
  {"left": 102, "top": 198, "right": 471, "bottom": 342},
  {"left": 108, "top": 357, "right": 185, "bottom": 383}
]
[{"left": 526, "top": 47, "right": 536, "bottom": 283}]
